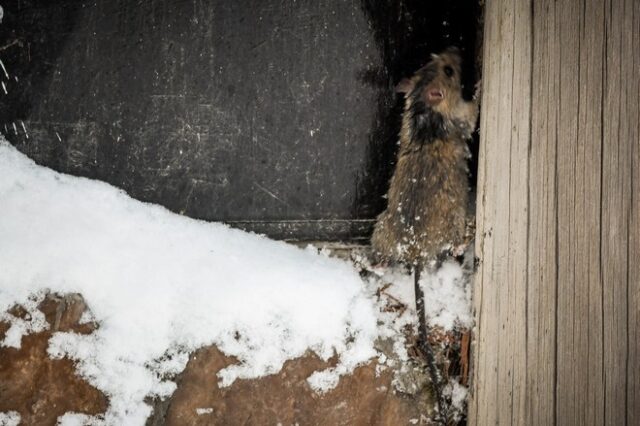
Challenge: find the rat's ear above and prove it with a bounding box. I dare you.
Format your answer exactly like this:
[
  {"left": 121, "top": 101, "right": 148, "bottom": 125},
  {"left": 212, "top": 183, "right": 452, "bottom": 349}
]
[{"left": 395, "top": 78, "right": 414, "bottom": 95}]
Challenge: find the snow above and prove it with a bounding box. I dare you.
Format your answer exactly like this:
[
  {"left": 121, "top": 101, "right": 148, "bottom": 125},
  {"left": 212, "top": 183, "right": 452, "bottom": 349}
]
[
  {"left": 0, "top": 139, "right": 378, "bottom": 425},
  {"left": 0, "top": 137, "right": 474, "bottom": 425},
  {"left": 363, "top": 260, "right": 473, "bottom": 332},
  {"left": 57, "top": 413, "right": 101, "bottom": 426},
  {"left": 0, "top": 290, "right": 48, "bottom": 348},
  {"left": 421, "top": 262, "right": 473, "bottom": 330},
  {"left": 443, "top": 379, "right": 469, "bottom": 422},
  {"left": 0, "top": 412, "right": 20, "bottom": 426}
]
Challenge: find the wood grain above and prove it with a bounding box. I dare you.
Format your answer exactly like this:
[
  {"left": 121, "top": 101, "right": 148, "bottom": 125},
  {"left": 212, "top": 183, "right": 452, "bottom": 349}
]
[{"left": 471, "top": 0, "right": 639, "bottom": 424}]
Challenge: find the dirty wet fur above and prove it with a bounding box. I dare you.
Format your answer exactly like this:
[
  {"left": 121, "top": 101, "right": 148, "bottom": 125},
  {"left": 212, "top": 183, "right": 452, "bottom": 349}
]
[{"left": 371, "top": 48, "right": 478, "bottom": 266}]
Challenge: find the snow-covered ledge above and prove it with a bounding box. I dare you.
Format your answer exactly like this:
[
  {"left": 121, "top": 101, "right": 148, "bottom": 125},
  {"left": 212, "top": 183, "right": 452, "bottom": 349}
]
[{"left": 0, "top": 139, "right": 472, "bottom": 425}]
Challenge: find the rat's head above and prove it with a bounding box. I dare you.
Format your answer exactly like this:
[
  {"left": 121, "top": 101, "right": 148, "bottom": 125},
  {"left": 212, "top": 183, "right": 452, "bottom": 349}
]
[
  {"left": 398, "top": 47, "right": 464, "bottom": 111},
  {"left": 397, "top": 47, "right": 465, "bottom": 141}
]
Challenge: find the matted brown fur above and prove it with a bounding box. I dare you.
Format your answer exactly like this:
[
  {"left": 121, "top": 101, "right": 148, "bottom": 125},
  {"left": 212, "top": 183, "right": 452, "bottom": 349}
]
[{"left": 371, "top": 48, "right": 478, "bottom": 265}]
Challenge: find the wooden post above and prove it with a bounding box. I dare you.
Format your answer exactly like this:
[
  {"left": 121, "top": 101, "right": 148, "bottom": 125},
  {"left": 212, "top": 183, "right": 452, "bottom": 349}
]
[{"left": 470, "top": 0, "right": 640, "bottom": 424}]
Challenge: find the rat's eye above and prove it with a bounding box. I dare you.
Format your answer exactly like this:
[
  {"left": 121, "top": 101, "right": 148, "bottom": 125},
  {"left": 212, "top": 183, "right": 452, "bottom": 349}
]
[{"left": 444, "top": 65, "right": 454, "bottom": 77}]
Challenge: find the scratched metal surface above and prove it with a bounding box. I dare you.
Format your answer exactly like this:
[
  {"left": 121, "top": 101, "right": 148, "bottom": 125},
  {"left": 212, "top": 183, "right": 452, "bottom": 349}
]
[{"left": 0, "top": 0, "right": 479, "bottom": 241}]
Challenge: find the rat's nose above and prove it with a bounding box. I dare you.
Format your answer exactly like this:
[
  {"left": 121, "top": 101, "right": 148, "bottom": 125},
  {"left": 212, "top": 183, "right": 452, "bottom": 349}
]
[{"left": 426, "top": 89, "right": 444, "bottom": 104}]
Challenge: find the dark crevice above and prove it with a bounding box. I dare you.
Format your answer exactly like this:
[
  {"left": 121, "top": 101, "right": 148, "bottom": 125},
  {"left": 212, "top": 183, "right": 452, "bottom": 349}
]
[{"left": 357, "top": 0, "right": 482, "bottom": 224}]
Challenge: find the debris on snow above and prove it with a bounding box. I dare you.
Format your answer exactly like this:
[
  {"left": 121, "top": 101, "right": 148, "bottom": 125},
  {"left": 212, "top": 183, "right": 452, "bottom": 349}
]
[{"left": 354, "top": 253, "right": 473, "bottom": 333}]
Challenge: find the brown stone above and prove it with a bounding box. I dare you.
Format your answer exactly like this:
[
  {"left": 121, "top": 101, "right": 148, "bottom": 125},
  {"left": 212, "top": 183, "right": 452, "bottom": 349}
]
[
  {"left": 0, "top": 294, "right": 108, "bottom": 425},
  {"left": 161, "top": 346, "right": 428, "bottom": 426}
]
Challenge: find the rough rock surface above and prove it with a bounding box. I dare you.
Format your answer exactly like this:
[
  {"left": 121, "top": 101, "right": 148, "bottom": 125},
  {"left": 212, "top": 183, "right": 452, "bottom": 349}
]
[
  {"left": 1, "top": 294, "right": 433, "bottom": 425},
  {"left": 0, "top": 295, "right": 108, "bottom": 425},
  {"left": 156, "top": 346, "right": 427, "bottom": 426}
]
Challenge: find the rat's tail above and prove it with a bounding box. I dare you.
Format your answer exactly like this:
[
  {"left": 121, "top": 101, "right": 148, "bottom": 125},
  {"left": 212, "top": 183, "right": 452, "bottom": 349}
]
[{"left": 414, "top": 263, "right": 447, "bottom": 424}]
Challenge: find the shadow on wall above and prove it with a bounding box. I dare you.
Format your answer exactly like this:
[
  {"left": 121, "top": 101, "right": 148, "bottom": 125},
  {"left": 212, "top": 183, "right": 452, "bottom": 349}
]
[{"left": 356, "top": 0, "right": 481, "bottom": 221}]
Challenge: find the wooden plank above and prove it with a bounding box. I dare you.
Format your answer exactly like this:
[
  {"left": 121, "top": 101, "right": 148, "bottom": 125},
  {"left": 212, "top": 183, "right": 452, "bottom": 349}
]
[
  {"left": 470, "top": 0, "right": 533, "bottom": 424},
  {"left": 506, "top": 1, "right": 532, "bottom": 423},
  {"left": 602, "top": 0, "right": 630, "bottom": 423},
  {"left": 555, "top": 0, "right": 606, "bottom": 424},
  {"left": 555, "top": 0, "right": 581, "bottom": 422},
  {"left": 472, "top": 0, "right": 639, "bottom": 423},
  {"left": 626, "top": 0, "right": 640, "bottom": 422},
  {"left": 526, "top": 0, "right": 558, "bottom": 423},
  {"left": 493, "top": 1, "right": 516, "bottom": 424},
  {"left": 581, "top": 2, "right": 606, "bottom": 424},
  {"left": 470, "top": 0, "right": 501, "bottom": 421}
]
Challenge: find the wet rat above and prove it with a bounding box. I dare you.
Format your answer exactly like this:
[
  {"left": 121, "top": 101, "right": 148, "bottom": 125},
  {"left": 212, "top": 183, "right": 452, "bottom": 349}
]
[{"left": 371, "top": 47, "right": 478, "bottom": 268}]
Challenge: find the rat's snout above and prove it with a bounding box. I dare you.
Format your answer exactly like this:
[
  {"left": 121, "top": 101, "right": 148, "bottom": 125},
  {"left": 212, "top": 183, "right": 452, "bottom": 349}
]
[
  {"left": 427, "top": 88, "right": 444, "bottom": 104},
  {"left": 424, "top": 86, "right": 445, "bottom": 105}
]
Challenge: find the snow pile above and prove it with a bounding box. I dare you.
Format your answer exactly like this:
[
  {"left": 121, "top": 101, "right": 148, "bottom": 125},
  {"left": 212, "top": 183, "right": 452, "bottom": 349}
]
[
  {"left": 0, "top": 137, "right": 475, "bottom": 425},
  {"left": 0, "top": 139, "right": 378, "bottom": 425}
]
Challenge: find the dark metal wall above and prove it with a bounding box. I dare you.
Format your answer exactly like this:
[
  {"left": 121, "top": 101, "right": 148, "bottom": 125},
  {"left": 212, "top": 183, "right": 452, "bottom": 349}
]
[{"left": 0, "top": 0, "right": 479, "bottom": 241}]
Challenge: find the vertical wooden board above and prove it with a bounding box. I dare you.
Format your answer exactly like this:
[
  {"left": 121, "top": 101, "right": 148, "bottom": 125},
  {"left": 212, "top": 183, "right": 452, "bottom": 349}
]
[
  {"left": 494, "top": 1, "right": 516, "bottom": 424},
  {"left": 470, "top": 0, "right": 501, "bottom": 422},
  {"left": 555, "top": 0, "right": 581, "bottom": 423},
  {"left": 556, "top": 0, "right": 606, "bottom": 424},
  {"left": 627, "top": 0, "right": 640, "bottom": 421},
  {"left": 506, "top": 0, "right": 532, "bottom": 423},
  {"left": 470, "top": 0, "right": 537, "bottom": 423},
  {"left": 469, "top": 0, "right": 534, "bottom": 422},
  {"left": 526, "top": 0, "right": 558, "bottom": 423},
  {"left": 584, "top": 2, "right": 605, "bottom": 424},
  {"left": 474, "top": 0, "right": 638, "bottom": 423},
  {"left": 470, "top": 8, "right": 493, "bottom": 416},
  {"left": 602, "top": 0, "right": 630, "bottom": 423},
  {"left": 568, "top": 1, "right": 589, "bottom": 423}
]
